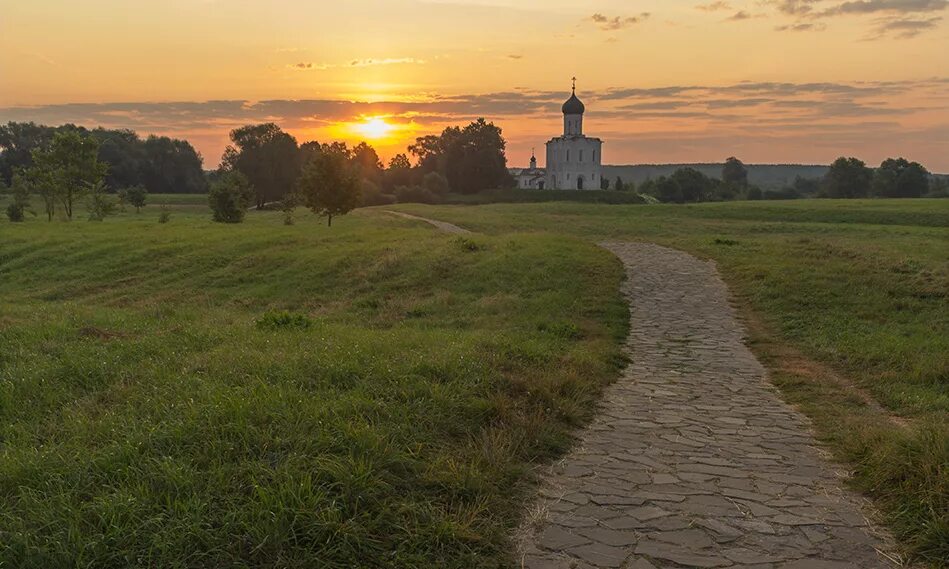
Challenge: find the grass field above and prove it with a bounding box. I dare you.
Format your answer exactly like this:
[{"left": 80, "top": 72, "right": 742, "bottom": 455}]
[
  {"left": 391, "top": 198, "right": 949, "bottom": 566},
  {"left": 0, "top": 205, "right": 627, "bottom": 567},
  {"left": 1, "top": 196, "right": 947, "bottom": 566}
]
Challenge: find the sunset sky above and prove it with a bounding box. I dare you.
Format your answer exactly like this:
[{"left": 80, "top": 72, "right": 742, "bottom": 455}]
[{"left": 2, "top": 0, "right": 948, "bottom": 171}]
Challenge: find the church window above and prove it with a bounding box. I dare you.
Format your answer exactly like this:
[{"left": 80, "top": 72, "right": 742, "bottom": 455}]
[
  {"left": 566, "top": 150, "right": 570, "bottom": 162},
  {"left": 593, "top": 151, "right": 596, "bottom": 162},
  {"left": 580, "top": 150, "right": 584, "bottom": 163}
]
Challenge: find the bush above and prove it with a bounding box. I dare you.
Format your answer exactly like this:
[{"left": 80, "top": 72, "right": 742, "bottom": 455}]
[
  {"left": 158, "top": 206, "right": 171, "bottom": 223},
  {"left": 6, "top": 203, "right": 25, "bottom": 222},
  {"left": 256, "top": 310, "right": 313, "bottom": 330},
  {"left": 209, "top": 171, "right": 255, "bottom": 223},
  {"left": 86, "top": 181, "right": 117, "bottom": 221},
  {"left": 119, "top": 185, "right": 148, "bottom": 212},
  {"left": 422, "top": 171, "right": 450, "bottom": 197},
  {"left": 395, "top": 185, "right": 440, "bottom": 204},
  {"left": 360, "top": 180, "right": 396, "bottom": 207}
]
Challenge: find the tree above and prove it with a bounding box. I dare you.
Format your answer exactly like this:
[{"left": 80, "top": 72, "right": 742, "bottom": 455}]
[
  {"left": 822, "top": 157, "right": 872, "bottom": 198},
  {"left": 408, "top": 119, "right": 513, "bottom": 194},
  {"left": 86, "top": 180, "right": 117, "bottom": 221},
  {"left": 93, "top": 128, "right": 145, "bottom": 190},
  {"left": 121, "top": 185, "right": 148, "bottom": 212},
  {"left": 141, "top": 136, "right": 208, "bottom": 194},
  {"left": 222, "top": 124, "right": 300, "bottom": 208},
  {"left": 352, "top": 142, "right": 383, "bottom": 184},
  {"left": 384, "top": 153, "right": 413, "bottom": 191},
  {"left": 422, "top": 171, "right": 450, "bottom": 197},
  {"left": 646, "top": 176, "right": 684, "bottom": 203},
  {"left": 297, "top": 151, "right": 360, "bottom": 227},
  {"left": 209, "top": 171, "right": 255, "bottom": 223},
  {"left": 722, "top": 156, "right": 748, "bottom": 187},
  {"left": 614, "top": 177, "right": 625, "bottom": 192},
  {"left": 872, "top": 158, "right": 929, "bottom": 198},
  {"left": 30, "top": 131, "right": 107, "bottom": 220},
  {"left": 5, "top": 172, "right": 33, "bottom": 221},
  {"left": 0, "top": 122, "right": 58, "bottom": 185},
  {"left": 600, "top": 176, "right": 610, "bottom": 190},
  {"left": 671, "top": 167, "right": 714, "bottom": 202}
]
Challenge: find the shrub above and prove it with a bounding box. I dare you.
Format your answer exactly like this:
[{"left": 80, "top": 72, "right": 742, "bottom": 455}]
[
  {"left": 209, "top": 171, "right": 255, "bottom": 223},
  {"left": 86, "top": 181, "right": 117, "bottom": 221},
  {"left": 395, "top": 185, "right": 439, "bottom": 204},
  {"left": 256, "top": 310, "right": 313, "bottom": 330},
  {"left": 6, "top": 203, "right": 25, "bottom": 222},
  {"left": 158, "top": 206, "right": 171, "bottom": 224},
  {"left": 360, "top": 180, "right": 396, "bottom": 207}
]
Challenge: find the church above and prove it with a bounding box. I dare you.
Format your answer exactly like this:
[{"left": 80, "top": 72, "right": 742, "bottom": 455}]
[{"left": 513, "top": 80, "right": 604, "bottom": 190}]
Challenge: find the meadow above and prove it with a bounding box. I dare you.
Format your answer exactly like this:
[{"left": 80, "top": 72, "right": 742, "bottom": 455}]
[
  {"left": 392, "top": 198, "right": 949, "bottom": 566},
  {"left": 0, "top": 203, "right": 628, "bottom": 567},
  {"left": 1, "top": 196, "right": 947, "bottom": 566}
]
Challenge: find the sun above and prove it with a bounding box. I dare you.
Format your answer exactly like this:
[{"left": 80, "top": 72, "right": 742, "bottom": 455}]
[{"left": 353, "top": 117, "right": 394, "bottom": 140}]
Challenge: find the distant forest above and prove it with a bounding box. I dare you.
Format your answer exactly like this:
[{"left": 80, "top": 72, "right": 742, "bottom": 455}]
[{"left": 603, "top": 164, "right": 831, "bottom": 191}]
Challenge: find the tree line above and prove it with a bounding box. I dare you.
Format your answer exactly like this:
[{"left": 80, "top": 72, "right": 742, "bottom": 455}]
[
  {"left": 0, "top": 122, "right": 207, "bottom": 194},
  {"left": 612, "top": 156, "right": 944, "bottom": 204}
]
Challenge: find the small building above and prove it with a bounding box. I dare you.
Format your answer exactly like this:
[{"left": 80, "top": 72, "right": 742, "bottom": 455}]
[
  {"left": 512, "top": 151, "right": 546, "bottom": 189},
  {"left": 545, "top": 80, "right": 603, "bottom": 190}
]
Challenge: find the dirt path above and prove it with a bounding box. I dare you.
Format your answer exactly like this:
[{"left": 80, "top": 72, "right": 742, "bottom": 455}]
[
  {"left": 383, "top": 210, "right": 471, "bottom": 234},
  {"left": 518, "top": 242, "right": 896, "bottom": 569}
]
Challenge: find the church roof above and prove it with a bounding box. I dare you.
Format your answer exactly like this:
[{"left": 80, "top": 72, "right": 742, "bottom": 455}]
[{"left": 562, "top": 91, "right": 585, "bottom": 115}]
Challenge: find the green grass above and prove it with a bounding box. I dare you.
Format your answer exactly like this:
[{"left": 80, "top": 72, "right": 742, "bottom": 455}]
[
  {"left": 391, "top": 199, "right": 949, "bottom": 566},
  {"left": 2, "top": 197, "right": 947, "bottom": 566},
  {"left": 0, "top": 208, "right": 628, "bottom": 567}
]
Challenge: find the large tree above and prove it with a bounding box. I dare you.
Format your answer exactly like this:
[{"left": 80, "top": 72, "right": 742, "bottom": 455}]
[
  {"left": 141, "top": 136, "right": 208, "bottom": 194},
  {"left": 0, "top": 122, "right": 58, "bottom": 185},
  {"left": 408, "top": 119, "right": 513, "bottom": 194},
  {"left": 297, "top": 151, "right": 360, "bottom": 227},
  {"left": 384, "top": 153, "right": 413, "bottom": 191},
  {"left": 822, "top": 157, "right": 872, "bottom": 199},
  {"left": 722, "top": 156, "right": 748, "bottom": 188},
  {"left": 222, "top": 123, "right": 300, "bottom": 208},
  {"left": 93, "top": 128, "right": 146, "bottom": 190},
  {"left": 872, "top": 158, "right": 929, "bottom": 198}
]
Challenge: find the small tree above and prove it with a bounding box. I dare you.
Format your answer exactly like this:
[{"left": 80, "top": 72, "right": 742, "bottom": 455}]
[
  {"left": 600, "top": 177, "right": 609, "bottom": 190},
  {"left": 86, "top": 181, "right": 117, "bottom": 221},
  {"left": 209, "top": 171, "right": 255, "bottom": 223},
  {"left": 615, "top": 177, "right": 625, "bottom": 192},
  {"left": 158, "top": 205, "right": 172, "bottom": 223},
  {"left": 5, "top": 172, "right": 33, "bottom": 222},
  {"left": 297, "top": 152, "right": 360, "bottom": 227},
  {"left": 122, "top": 185, "right": 148, "bottom": 212}
]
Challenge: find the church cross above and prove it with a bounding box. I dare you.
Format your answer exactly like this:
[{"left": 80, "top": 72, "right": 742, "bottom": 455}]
[{"left": 572, "top": 76, "right": 577, "bottom": 93}]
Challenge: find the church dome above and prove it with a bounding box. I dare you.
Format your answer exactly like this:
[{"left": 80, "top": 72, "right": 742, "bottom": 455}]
[{"left": 562, "top": 91, "right": 585, "bottom": 115}]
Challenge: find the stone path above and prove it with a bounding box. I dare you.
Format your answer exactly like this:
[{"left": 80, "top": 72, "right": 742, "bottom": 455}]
[
  {"left": 383, "top": 210, "right": 471, "bottom": 234},
  {"left": 518, "top": 242, "right": 896, "bottom": 569}
]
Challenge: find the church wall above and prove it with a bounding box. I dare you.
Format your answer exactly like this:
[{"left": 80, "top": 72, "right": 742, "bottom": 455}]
[{"left": 545, "top": 137, "right": 603, "bottom": 190}]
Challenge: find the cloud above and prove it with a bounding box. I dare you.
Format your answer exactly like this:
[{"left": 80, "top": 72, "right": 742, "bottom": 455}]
[
  {"left": 696, "top": 1, "right": 732, "bottom": 11},
  {"left": 726, "top": 10, "right": 755, "bottom": 20},
  {"left": 589, "top": 13, "right": 651, "bottom": 31},
  {"left": 767, "top": 0, "right": 949, "bottom": 37},
  {"left": 349, "top": 58, "right": 425, "bottom": 67},
  {"left": 870, "top": 15, "right": 943, "bottom": 36},
  {"left": 1, "top": 78, "right": 946, "bottom": 170}
]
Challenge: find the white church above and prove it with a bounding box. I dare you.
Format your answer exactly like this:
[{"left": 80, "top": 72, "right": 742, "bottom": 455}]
[{"left": 513, "top": 80, "right": 604, "bottom": 190}]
